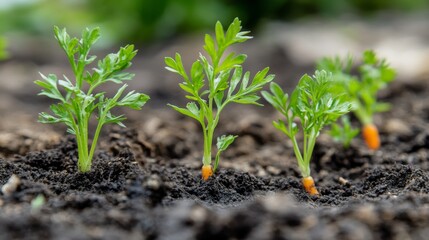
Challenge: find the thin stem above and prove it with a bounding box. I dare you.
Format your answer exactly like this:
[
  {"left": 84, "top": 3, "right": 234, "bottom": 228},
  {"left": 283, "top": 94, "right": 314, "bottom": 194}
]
[
  {"left": 201, "top": 116, "right": 211, "bottom": 166},
  {"left": 76, "top": 64, "right": 83, "bottom": 89},
  {"left": 76, "top": 109, "right": 91, "bottom": 172},
  {"left": 81, "top": 114, "right": 89, "bottom": 157},
  {"left": 291, "top": 137, "right": 308, "bottom": 177},
  {"left": 303, "top": 132, "right": 308, "bottom": 165},
  {"left": 76, "top": 127, "right": 89, "bottom": 172},
  {"left": 87, "top": 81, "right": 103, "bottom": 96},
  {"left": 202, "top": 126, "right": 212, "bottom": 166},
  {"left": 197, "top": 99, "right": 211, "bottom": 166},
  {"left": 201, "top": 103, "right": 221, "bottom": 167},
  {"left": 213, "top": 151, "right": 221, "bottom": 172},
  {"left": 75, "top": 111, "right": 87, "bottom": 170},
  {"left": 87, "top": 118, "right": 104, "bottom": 167},
  {"left": 303, "top": 130, "right": 317, "bottom": 176},
  {"left": 354, "top": 101, "right": 372, "bottom": 125}
]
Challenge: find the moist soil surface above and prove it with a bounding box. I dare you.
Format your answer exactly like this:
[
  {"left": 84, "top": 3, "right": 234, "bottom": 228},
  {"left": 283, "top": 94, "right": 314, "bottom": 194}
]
[
  {"left": 0, "top": 79, "right": 428, "bottom": 240},
  {"left": 1, "top": 30, "right": 429, "bottom": 240}
]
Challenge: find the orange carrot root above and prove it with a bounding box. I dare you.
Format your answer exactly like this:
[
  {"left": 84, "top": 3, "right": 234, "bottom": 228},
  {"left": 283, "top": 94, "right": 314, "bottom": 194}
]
[
  {"left": 302, "top": 176, "right": 319, "bottom": 196},
  {"left": 362, "top": 123, "right": 380, "bottom": 150},
  {"left": 202, "top": 165, "right": 213, "bottom": 181}
]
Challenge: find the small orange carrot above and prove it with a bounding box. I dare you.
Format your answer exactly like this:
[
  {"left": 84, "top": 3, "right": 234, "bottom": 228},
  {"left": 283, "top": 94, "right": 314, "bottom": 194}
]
[
  {"left": 302, "top": 176, "right": 319, "bottom": 196},
  {"left": 362, "top": 123, "right": 380, "bottom": 150},
  {"left": 202, "top": 165, "right": 213, "bottom": 181}
]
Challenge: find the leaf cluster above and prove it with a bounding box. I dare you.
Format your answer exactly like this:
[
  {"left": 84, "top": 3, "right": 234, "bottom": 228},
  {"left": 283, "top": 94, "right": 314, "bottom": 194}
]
[
  {"left": 262, "top": 70, "right": 352, "bottom": 177},
  {"left": 317, "top": 50, "right": 395, "bottom": 124},
  {"left": 263, "top": 70, "right": 352, "bottom": 138},
  {"left": 35, "top": 26, "right": 149, "bottom": 135},
  {"left": 165, "top": 18, "right": 273, "bottom": 118}
]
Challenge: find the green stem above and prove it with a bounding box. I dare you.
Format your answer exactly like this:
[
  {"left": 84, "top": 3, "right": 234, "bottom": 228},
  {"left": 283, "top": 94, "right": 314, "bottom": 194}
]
[
  {"left": 75, "top": 128, "right": 84, "bottom": 159},
  {"left": 291, "top": 137, "right": 308, "bottom": 177},
  {"left": 87, "top": 119, "right": 104, "bottom": 168},
  {"left": 76, "top": 128, "right": 90, "bottom": 172},
  {"left": 303, "top": 130, "right": 317, "bottom": 176},
  {"left": 77, "top": 113, "right": 91, "bottom": 172},
  {"left": 213, "top": 151, "right": 221, "bottom": 172},
  {"left": 203, "top": 119, "right": 215, "bottom": 165},
  {"left": 353, "top": 102, "right": 372, "bottom": 125},
  {"left": 202, "top": 127, "right": 212, "bottom": 166},
  {"left": 303, "top": 130, "right": 308, "bottom": 165},
  {"left": 201, "top": 117, "right": 211, "bottom": 166}
]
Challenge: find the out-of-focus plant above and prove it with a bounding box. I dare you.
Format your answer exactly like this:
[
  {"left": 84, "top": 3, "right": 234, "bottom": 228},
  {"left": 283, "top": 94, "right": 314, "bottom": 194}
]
[
  {"left": 0, "top": 0, "right": 235, "bottom": 44},
  {"left": 328, "top": 115, "right": 359, "bottom": 148},
  {"left": 87, "top": 0, "right": 235, "bottom": 43},
  {"left": 317, "top": 50, "right": 395, "bottom": 150},
  {"left": 0, "top": 37, "right": 7, "bottom": 59},
  {"left": 1, "top": 0, "right": 428, "bottom": 45}
]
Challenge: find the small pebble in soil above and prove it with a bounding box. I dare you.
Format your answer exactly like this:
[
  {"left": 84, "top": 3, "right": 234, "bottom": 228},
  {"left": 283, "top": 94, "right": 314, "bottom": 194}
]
[
  {"left": 143, "top": 174, "right": 162, "bottom": 190},
  {"left": 384, "top": 118, "right": 412, "bottom": 136},
  {"left": 266, "top": 166, "right": 282, "bottom": 175},
  {"left": 338, "top": 177, "right": 350, "bottom": 186},
  {"left": 1, "top": 174, "right": 21, "bottom": 196}
]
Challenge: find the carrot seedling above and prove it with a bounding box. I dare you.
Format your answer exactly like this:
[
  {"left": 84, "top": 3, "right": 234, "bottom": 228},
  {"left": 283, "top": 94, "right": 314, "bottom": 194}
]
[
  {"left": 328, "top": 115, "right": 359, "bottom": 149},
  {"left": 317, "top": 50, "right": 395, "bottom": 150},
  {"left": 35, "top": 26, "right": 149, "bottom": 172},
  {"left": 262, "top": 71, "right": 352, "bottom": 195},
  {"left": 165, "top": 18, "right": 274, "bottom": 180}
]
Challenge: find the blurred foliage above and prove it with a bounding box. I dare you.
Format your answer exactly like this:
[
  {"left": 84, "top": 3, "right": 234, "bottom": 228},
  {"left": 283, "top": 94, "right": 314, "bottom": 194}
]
[
  {"left": 0, "top": 37, "right": 7, "bottom": 59},
  {"left": 87, "top": 0, "right": 236, "bottom": 44},
  {"left": 0, "top": 0, "right": 428, "bottom": 45},
  {"left": 0, "top": 1, "right": 93, "bottom": 36}
]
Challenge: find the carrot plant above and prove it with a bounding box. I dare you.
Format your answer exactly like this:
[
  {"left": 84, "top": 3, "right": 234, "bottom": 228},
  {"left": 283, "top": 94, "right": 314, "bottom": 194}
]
[
  {"left": 35, "top": 26, "right": 149, "bottom": 172},
  {"left": 165, "top": 18, "right": 274, "bottom": 180},
  {"left": 317, "top": 50, "right": 395, "bottom": 150},
  {"left": 262, "top": 70, "right": 352, "bottom": 195}
]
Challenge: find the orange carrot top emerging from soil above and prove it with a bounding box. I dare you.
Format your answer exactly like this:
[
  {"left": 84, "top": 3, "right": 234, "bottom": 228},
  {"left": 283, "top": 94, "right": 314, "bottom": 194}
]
[
  {"left": 302, "top": 176, "right": 319, "bottom": 196},
  {"left": 202, "top": 165, "right": 213, "bottom": 181},
  {"left": 362, "top": 123, "right": 380, "bottom": 150}
]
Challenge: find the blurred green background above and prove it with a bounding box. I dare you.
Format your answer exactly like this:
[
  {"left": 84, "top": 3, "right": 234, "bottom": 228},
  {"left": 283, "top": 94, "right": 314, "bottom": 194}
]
[{"left": 0, "top": 0, "right": 428, "bottom": 48}]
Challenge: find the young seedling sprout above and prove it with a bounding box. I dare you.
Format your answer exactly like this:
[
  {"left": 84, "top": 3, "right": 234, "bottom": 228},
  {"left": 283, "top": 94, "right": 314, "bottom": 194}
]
[
  {"left": 262, "top": 70, "right": 352, "bottom": 196},
  {"left": 165, "top": 18, "right": 274, "bottom": 180},
  {"left": 35, "top": 26, "right": 149, "bottom": 172},
  {"left": 317, "top": 50, "right": 395, "bottom": 150}
]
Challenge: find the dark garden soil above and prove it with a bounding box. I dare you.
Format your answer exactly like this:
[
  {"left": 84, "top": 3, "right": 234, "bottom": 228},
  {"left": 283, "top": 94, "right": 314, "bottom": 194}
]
[
  {"left": 1, "top": 26, "right": 429, "bottom": 238},
  {"left": 0, "top": 78, "right": 428, "bottom": 240}
]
